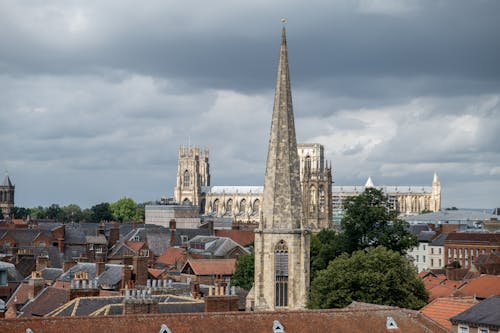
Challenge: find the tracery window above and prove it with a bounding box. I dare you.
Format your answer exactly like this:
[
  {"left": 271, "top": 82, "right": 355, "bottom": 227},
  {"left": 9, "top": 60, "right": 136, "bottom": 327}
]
[
  {"left": 252, "top": 199, "right": 260, "bottom": 215},
  {"left": 239, "top": 199, "right": 247, "bottom": 215},
  {"left": 319, "top": 186, "right": 325, "bottom": 213},
  {"left": 226, "top": 199, "right": 233, "bottom": 215},
  {"left": 275, "top": 240, "right": 288, "bottom": 307},
  {"left": 213, "top": 199, "right": 219, "bottom": 214},
  {"left": 183, "top": 170, "right": 190, "bottom": 186}
]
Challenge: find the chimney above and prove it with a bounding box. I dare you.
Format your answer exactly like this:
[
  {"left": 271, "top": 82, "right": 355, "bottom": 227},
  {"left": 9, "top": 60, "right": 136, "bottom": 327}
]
[
  {"left": 57, "top": 238, "right": 65, "bottom": 253},
  {"left": 36, "top": 254, "right": 49, "bottom": 271},
  {"left": 121, "top": 265, "right": 132, "bottom": 289},
  {"left": 62, "top": 260, "right": 76, "bottom": 273},
  {"left": 204, "top": 285, "right": 239, "bottom": 312},
  {"left": 108, "top": 222, "right": 120, "bottom": 249},
  {"left": 208, "top": 220, "right": 214, "bottom": 235},
  {"left": 169, "top": 219, "right": 176, "bottom": 247},
  {"left": 123, "top": 289, "right": 159, "bottom": 314},
  {"left": 133, "top": 256, "right": 148, "bottom": 287},
  {"left": 28, "top": 271, "right": 45, "bottom": 299},
  {"left": 97, "top": 222, "right": 105, "bottom": 236},
  {"left": 96, "top": 260, "right": 105, "bottom": 277}
]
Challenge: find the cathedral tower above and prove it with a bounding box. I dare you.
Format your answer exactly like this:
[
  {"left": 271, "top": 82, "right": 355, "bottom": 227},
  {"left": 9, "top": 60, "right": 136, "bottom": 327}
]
[
  {"left": 0, "top": 174, "right": 15, "bottom": 218},
  {"left": 253, "top": 25, "right": 310, "bottom": 311},
  {"left": 173, "top": 146, "right": 210, "bottom": 209},
  {"left": 431, "top": 172, "right": 441, "bottom": 212}
]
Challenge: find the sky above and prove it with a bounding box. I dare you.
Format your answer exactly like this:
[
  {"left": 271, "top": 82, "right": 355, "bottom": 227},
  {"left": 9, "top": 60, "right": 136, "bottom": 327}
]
[{"left": 1, "top": 0, "right": 499, "bottom": 209}]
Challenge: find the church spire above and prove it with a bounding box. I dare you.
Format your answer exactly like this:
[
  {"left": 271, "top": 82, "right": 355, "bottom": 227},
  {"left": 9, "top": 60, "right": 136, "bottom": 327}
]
[{"left": 261, "top": 24, "right": 304, "bottom": 230}]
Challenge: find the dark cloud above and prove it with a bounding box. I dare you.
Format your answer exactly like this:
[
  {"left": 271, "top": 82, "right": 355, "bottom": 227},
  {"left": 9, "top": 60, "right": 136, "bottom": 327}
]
[{"left": 1, "top": 1, "right": 499, "bottom": 208}]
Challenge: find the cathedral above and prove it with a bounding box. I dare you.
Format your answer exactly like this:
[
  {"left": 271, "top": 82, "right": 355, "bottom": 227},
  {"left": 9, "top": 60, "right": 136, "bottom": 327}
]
[
  {"left": 0, "top": 174, "right": 15, "bottom": 218},
  {"left": 173, "top": 142, "right": 332, "bottom": 230}
]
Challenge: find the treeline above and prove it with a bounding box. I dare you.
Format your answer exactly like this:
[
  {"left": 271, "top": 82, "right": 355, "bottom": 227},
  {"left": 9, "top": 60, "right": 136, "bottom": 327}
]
[{"left": 10, "top": 198, "right": 157, "bottom": 223}]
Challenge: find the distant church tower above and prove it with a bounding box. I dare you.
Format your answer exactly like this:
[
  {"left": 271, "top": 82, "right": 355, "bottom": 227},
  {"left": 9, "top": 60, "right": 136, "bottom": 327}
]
[
  {"left": 173, "top": 146, "right": 210, "bottom": 209},
  {"left": 298, "top": 143, "right": 333, "bottom": 229},
  {"left": 0, "top": 174, "right": 15, "bottom": 218},
  {"left": 431, "top": 172, "right": 441, "bottom": 212},
  {"left": 253, "top": 25, "right": 310, "bottom": 311}
]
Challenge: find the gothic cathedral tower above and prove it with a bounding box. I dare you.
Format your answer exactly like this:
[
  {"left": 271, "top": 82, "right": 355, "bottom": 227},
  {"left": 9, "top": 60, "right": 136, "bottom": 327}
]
[
  {"left": 253, "top": 25, "right": 310, "bottom": 311},
  {"left": 173, "top": 146, "right": 210, "bottom": 209},
  {"left": 0, "top": 174, "right": 15, "bottom": 218},
  {"left": 431, "top": 172, "right": 441, "bottom": 212}
]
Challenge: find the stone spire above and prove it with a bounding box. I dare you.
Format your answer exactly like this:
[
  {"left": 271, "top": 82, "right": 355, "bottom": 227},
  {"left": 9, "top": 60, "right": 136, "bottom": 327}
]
[
  {"left": 2, "top": 175, "right": 13, "bottom": 187},
  {"left": 433, "top": 172, "right": 439, "bottom": 184},
  {"left": 261, "top": 25, "right": 304, "bottom": 230}
]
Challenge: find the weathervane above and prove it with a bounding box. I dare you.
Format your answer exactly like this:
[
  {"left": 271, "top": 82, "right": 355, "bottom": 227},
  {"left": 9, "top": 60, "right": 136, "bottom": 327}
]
[{"left": 281, "top": 18, "right": 288, "bottom": 25}]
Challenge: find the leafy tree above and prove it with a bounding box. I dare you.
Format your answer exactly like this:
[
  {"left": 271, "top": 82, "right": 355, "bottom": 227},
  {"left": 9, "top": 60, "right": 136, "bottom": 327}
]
[
  {"left": 110, "top": 197, "right": 137, "bottom": 222},
  {"left": 46, "top": 204, "right": 62, "bottom": 220},
  {"left": 309, "top": 246, "right": 428, "bottom": 310},
  {"left": 60, "top": 204, "right": 83, "bottom": 223},
  {"left": 310, "top": 229, "right": 345, "bottom": 279},
  {"left": 341, "top": 188, "right": 417, "bottom": 255},
  {"left": 11, "top": 206, "right": 30, "bottom": 219},
  {"left": 29, "top": 206, "right": 47, "bottom": 219},
  {"left": 232, "top": 252, "right": 254, "bottom": 291},
  {"left": 90, "top": 202, "right": 113, "bottom": 223}
]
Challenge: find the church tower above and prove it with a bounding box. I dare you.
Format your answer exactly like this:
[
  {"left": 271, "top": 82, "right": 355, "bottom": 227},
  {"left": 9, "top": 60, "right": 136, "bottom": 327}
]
[
  {"left": 253, "top": 25, "right": 310, "bottom": 311},
  {"left": 0, "top": 174, "right": 15, "bottom": 218},
  {"left": 173, "top": 146, "right": 210, "bottom": 209},
  {"left": 431, "top": 172, "right": 441, "bottom": 212}
]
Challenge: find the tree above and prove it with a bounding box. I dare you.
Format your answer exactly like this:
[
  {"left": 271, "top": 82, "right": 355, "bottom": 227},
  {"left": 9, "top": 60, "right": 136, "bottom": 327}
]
[
  {"left": 309, "top": 246, "right": 428, "bottom": 310},
  {"left": 11, "top": 206, "right": 30, "bottom": 219},
  {"left": 46, "top": 204, "right": 62, "bottom": 220},
  {"left": 310, "top": 229, "right": 346, "bottom": 279},
  {"left": 341, "top": 188, "right": 417, "bottom": 255},
  {"left": 60, "top": 204, "right": 83, "bottom": 223},
  {"left": 232, "top": 252, "right": 254, "bottom": 291},
  {"left": 90, "top": 202, "right": 113, "bottom": 223},
  {"left": 29, "top": 206, "right": 47, "bottom": 219},
  {"left": 110, "top": 197, "right": 137, "bottom": 222}
]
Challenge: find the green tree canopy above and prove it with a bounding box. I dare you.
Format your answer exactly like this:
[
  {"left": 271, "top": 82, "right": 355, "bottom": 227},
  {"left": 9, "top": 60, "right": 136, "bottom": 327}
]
[
  {"left": 90, "top": 202, "right": 114, "bottom": 223},
  {"left": 341, "top": 188, "right": 417, "bottom": 255},
  {"left": 232, "top": 252, "right": 254, "bottom": 291},
  {"left": 110, "top": 197, "right": 137, "bottom": 222},
  {"left": 310, "top": 229, "right": 345, "bottom": 279},
  {"left": 309, "top": 246, "right": 428, "bottom": 310},
  {"left": 60, "top": 204, "right": 83, "bottom": 223}
]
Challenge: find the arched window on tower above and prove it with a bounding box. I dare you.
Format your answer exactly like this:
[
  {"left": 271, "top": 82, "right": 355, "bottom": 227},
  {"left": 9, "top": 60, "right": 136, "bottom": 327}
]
[
  {"left": 305, "top": 156, "right": 311, "bottom": 175},
  {"left": 319, "top": 186, "right": 325, "bottom": 213},
  {"left": 182, "top": 198, "right": 191, "bottom": 205},
  {"left": 183, "top": 170, "right": 190, "bottom": 187},
  {"left": 309, "top": 185, "right": 316, "bottom": 213},
  {"left": 275, "top": 240, "right": 288, "bottom": 308}
]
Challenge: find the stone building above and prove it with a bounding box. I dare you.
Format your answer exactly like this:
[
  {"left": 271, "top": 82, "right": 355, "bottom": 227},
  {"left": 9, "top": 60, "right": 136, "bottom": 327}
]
[
  {"left": 173, "top": 146, "right": 210, "bottom": 207},
  {"left": 331, "top": 173, "right": 441, "bottom": 223},
  {"left": 0, "top": 175, "right": 15, "bottom": 218},
  {"left": 250, "top": 25, "right": 310, "bottom": 311}
]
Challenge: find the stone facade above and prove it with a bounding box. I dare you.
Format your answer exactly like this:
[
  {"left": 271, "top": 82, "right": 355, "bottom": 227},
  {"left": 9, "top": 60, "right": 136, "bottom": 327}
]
[
  {"left": 173, "top": 146, "right": 210, "bottom": 207},
  {"left": 331, "top": 173, "right": 441, "bottom": 223},
  {"left": 252, "top": 26, "right": 310, "bottom": 311},
  {"left": 0, "top": 175, "right": 14, "bottom": 218}
]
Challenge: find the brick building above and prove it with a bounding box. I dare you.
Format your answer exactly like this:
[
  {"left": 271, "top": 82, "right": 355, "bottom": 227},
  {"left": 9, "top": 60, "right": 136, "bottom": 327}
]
[{"left": 444, "top": 233, "right": 500, "bottom": 269}]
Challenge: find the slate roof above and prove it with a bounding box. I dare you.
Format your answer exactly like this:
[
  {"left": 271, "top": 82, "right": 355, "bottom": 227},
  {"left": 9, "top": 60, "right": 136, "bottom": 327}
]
[
  {"left": 47, "top": 294, "right": 204, "bottom": 317},
  {"left": 429, "top": 233, "right": 447, "bottom": 246},
  {"left": 0, "top": 303, "right": 449, "bottom": 333},
  {"left": 451, "top": 296, "right": 500, "bottom": 328},
  {"left": 39, "top": 267, "right": 63, "bottom": 281},
  {"left": 420, "top": 297, "right": 478, "bottom": 330},
  {"left": 19, "top": 286, "right": 69, "bottom": 317},
  {"left": 405, "top": 210, "right": 496, "bottom": 223},
  {"left": 188, "top": 235, "right": 248, "bottom": 257},
  {"left": 445, "top": 232, "right": 500, "bottom": 244},
  {"left": 418, "top": 230, "right": 436, "bottom": 242},
  {"left": 1, "top": 175, "right": 13, "bottom": 187},
  {"left": 57, "top": 262, "right": 125, "bottom": 288},
  {"left": 64, "top": 225, "right": 86, "bottom": 244},
  {"left": 145, "top": 232, "right": 170, "bottom": 256}
]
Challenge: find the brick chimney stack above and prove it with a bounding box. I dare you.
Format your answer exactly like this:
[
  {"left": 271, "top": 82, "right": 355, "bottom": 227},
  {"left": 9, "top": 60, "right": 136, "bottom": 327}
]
[
  {"left": 169, "top": 219, "right": 176, "bottom": 247},
  {"left": 28, "top": 271, "right": 45, "bottom": 299},
  {"left": 133, "top": 256, "right": 148, "bottom": 287},
  {"left": 108, "top": 222, "right": 120, "bottom": 249},
  {"left": 96, "top": 260, "right": 105, "bottom": 277},
  {"left": 36, "top": 254, "right": 49, "bottom": 271}
]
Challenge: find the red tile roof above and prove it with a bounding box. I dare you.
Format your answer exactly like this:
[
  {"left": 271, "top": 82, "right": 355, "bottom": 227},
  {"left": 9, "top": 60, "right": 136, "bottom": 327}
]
[
  {"left": 148, "top": 268, "right": 166, "bottom": 279},
  {"left": 184, "top": 259, "right": 236, "bottom": 276},
  {"left": 157, "top": 247, "right": 186, "bottom": 266},
  {"left": 124, "top": 241, "right": 146, "bottom": 253},
  {"left": 459, "top": 275, "right": 500, "bottom": 299},
  {"left": 12, "top": 219, "right": 26, "bottom": 225},
  {"left": 6, "top": 283, "right": 32, "bottom": 308},
  {"left": 445, "top": 232, "right": 500, "bottom": 243},
  {"left": 420, "top": 297, "right": 478, "bottom": 330},
  {"left": 215, "top": 230, "right": 255, "bottom": 247},
  {"left": 422, "top": 274, "right": 447, "bottom": 290},
  {"left": 0, "top": 305, "right": 449, "bottom": 333}
]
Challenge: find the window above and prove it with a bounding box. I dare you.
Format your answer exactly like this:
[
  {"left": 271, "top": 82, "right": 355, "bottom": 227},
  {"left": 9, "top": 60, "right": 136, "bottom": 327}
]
[
  {"left": 212, "top": 199, "right": 219, "bottom": 214},
  {"left": 479, "top": 328, "right": 489, "bottom": 333},
  {"left": 252, "top": 199, "right": 260, "bottom": 215},
  {"left": 225, "top": 199, "right": 233, "bottom": 215},
  {"left": 431, "top": 248, "right": 434, "bottom": 254},
  {"left": 183, "top": 170, "right": 190, "bottom": 186},
  {"left": 275, "top": 240, "right": 288, "bottom": 308},
  {"left": 423, "top": 245, "right": 426, "bottom": 251},
  {"left": 439, "top": 248, "right": 442, "bottom": 254},
  {"left": 439, "top": 259, "right": 442, "bottom": 267},
  {"left": 319, "top": 186, "right": 325, "bottom": 213},
  {"left": 305, "top": 156, "right": 311, "bottom": 172},
  {"left": 459, "top": 325, "right": 469, "bottom": 333},
  {"left": 240, "top": 199, "right": 246, "bottom": 215},
  {"left": 416, "top": 255, "right": 419, "bottom": 262},
  {"left": 423, "top": 255, "right": 426, "bottom": 263},
  {"left": 430, "top": 259, "right": 434, "bottom": 267},
  {"left": 96, "top": 246, "right": 103, "bottom": 254},
  {"left": 180, "top": 235, "right": 188, "bottom": 245}
]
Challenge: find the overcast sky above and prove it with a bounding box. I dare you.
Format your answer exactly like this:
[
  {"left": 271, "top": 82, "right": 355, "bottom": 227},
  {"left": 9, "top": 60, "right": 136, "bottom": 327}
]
[{"left": 1, "top": 0, "right": 499, "bottom": 209}]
